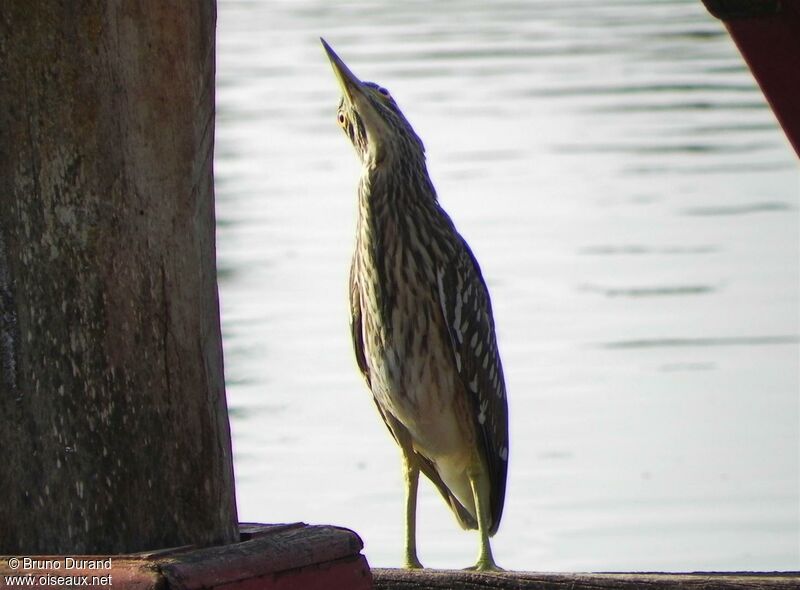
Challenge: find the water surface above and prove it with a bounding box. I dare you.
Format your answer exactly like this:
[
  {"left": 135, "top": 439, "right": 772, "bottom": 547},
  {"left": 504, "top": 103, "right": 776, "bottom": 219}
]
[{"left": 215, "top": 0, "right": 799, "bottom": 571}]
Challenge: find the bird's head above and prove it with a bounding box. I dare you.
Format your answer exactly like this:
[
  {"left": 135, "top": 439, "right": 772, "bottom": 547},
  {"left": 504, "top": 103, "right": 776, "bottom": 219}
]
[{"left": 321, "top": 38, "right": 425, "bottom": 168}]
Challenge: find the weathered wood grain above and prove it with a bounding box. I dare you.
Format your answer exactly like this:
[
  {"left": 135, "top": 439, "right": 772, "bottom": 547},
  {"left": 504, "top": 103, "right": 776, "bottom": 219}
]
[
  {"left": 0, "top": 524, "right": 373, "bottom": 589},
  {"left": 372, "top": 569, "right": 800, "bottom": 590},
  {"left": 158, "top": 524, "right": 368, "bottom": 587},
  {"left": 0, "top": 0, "right": 237, "bottom": 553}
]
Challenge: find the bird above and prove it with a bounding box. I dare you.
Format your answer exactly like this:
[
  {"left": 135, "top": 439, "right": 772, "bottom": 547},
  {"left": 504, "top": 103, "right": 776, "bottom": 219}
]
[{"left": 321, "top": 38, "right": 509, "bottom": 571}]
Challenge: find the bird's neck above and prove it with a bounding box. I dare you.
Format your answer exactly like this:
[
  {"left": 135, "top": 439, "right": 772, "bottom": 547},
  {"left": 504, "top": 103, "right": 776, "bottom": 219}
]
[
  {"left": 355, "top": 157, "right": 453, "bottom": 286},
  {"left": 358, "top": 155, "right": 436, "bottom": 221},
  {"left": 354, "top": 159, "right": 441, "bottom": 335}
]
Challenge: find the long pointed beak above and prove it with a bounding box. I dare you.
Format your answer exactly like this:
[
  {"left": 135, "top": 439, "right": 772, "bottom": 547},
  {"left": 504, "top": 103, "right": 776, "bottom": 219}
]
[{"left": 320, "top": 38, "right": 365, "bottom": 106}]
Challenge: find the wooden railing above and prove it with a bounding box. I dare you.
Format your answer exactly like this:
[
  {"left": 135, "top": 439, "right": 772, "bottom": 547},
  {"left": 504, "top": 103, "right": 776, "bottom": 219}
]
[{"left": 372, "top": 569, "right": 800, "bottom": 590}]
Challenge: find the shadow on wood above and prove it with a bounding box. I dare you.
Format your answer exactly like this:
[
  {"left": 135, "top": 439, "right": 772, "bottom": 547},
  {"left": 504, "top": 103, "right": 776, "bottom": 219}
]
[{"left": 372, "top": 569, "right": 800, "bottom": 590}]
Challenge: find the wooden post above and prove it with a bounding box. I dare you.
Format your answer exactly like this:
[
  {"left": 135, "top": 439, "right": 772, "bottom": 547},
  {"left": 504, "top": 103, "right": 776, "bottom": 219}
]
[{"left": 0, "top": 1, "right": 238, "bottom": 552}]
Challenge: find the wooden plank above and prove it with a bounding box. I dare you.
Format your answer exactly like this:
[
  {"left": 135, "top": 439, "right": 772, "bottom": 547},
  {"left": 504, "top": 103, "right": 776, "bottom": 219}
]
[
  {"left": 372, "top": 569, "right": 800, "bottom": 590},
  {"left": 158, "top": 524, "right": 367, "bottom": 590},
  {"left": 0, "top": 559, "right": 162, "bottom": 590},
  {"left": 214, "top": 555, "right": 372, "bottom": 590},
  {"left": 237, "top": 522, "right": 306, "bottom": 540},
  {"left": 0, "top": 524, "right": 372, "bottom": 590}
]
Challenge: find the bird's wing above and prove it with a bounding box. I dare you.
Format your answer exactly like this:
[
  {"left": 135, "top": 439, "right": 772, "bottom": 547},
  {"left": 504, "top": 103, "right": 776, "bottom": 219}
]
[
  {"left": 351, "top": 255, "right": 478, "bottom": 529},
  {"left": 435, "top": 240, "right": 509, "bottom": 535},
  {"left": 349, "top": 255, "right": 371, "bottom": 386},
  {"left": 350, "top": 255, "right": 399, "bottom": 442}
]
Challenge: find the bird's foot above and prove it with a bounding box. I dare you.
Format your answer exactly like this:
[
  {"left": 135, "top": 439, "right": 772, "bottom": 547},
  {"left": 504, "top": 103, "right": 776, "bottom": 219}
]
[
  {"left": 403, "top": 553, "right": 424, "bottom": 569},
  {"left": 465, "top": 557, "right": 505, "bottom": 572}
]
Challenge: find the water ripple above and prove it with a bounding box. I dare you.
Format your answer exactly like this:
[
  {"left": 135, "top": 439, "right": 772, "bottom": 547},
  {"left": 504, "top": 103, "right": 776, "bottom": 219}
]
[
  {"left": 682, "top": 202, "right": 793, "bottom": 216},
  {"left": 580, "top": 245, "right": 718, "bottom": 256},
  {"left": 581, "top": 284, "right": 717, "bottom": 298},
  {"left": 600, "top": 335, "right": 799, "bottom": 349}
]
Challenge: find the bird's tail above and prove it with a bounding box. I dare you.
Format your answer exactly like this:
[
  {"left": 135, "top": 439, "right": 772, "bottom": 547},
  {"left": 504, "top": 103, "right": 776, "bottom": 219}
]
[{"left": 415, "top": 452, "right": 478, "bottom": 530}]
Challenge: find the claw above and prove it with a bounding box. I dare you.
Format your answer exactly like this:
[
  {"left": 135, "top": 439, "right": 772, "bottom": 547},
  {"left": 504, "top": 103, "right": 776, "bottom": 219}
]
[{"left": 466, "top": 559, "right": 505, "bottom": 572}]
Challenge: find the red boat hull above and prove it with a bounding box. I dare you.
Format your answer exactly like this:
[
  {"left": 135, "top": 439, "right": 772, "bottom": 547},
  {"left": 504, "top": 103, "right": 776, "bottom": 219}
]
[{"left": 704, "top": 0, "right": 800, "bottom": 157}]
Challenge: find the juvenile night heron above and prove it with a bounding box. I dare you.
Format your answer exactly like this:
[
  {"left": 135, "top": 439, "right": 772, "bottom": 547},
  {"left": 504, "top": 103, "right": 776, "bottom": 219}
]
[{"left": 322, "top": 38, "right": 509, "bottom": 571}]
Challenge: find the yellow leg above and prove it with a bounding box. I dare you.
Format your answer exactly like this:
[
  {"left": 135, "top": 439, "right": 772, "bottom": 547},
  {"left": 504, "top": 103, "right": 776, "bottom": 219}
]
[
  {"left": 402, "top": 455, "right": 423, "bottom": 569},
  {"left": 467, "top": 468, "right": 502, "bottom": 571}
]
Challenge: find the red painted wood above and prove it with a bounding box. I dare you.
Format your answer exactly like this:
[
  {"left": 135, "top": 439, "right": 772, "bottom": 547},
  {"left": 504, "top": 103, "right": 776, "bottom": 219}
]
[
  {"left": 0, "top": 524, "right": 374, "bottom": 590},
  {"left": 158, "top": 524, "right": 366, "bottom": 588},
  {"left": 214, "top": 555, "right": 373, "bottom": 590},
  {"left": 0, "top": 559, "right": 160, "bottom": 590}
]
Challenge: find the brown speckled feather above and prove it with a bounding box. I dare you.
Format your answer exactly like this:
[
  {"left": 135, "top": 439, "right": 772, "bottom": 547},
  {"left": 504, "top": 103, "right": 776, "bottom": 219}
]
[
  {"left": 435, "top": 241, "right": 508, "bottom": 535},
  {"left": 350, "top": 256, "right": 479, "bottom": 530}
]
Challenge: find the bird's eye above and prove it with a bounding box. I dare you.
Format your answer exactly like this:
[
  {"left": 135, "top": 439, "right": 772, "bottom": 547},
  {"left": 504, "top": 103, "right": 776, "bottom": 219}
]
[
  {"left": 378, "top": 87, "right": 390, "bottom": 98},
  {"left": 337, "top": 112, "right": 346, "bottom": 126}
]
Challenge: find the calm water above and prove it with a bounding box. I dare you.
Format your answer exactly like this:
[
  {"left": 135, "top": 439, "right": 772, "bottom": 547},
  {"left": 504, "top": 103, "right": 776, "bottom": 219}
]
[{"left": 214, "top": 0, "right": 799, "bottom": 571}]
